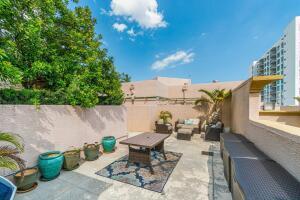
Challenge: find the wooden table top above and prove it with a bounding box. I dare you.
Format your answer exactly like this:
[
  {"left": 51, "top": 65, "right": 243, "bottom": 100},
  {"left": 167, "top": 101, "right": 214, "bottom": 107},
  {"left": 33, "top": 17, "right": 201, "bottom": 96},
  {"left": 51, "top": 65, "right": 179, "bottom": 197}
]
[{"left": 120, "top": 132, "right": 170, "bottom": 148}]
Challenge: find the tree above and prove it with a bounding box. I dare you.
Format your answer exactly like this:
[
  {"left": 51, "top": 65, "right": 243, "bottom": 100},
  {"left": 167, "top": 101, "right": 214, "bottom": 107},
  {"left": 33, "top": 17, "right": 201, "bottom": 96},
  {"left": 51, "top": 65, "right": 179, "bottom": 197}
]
[
  {"left": 0, "top": 0, "right": 123, "bottom": 107},
  {"left": 0, "top": 132, "right": 25, "bottom": 174},
  {"left": 119, "top": 73, "right": 131, "bottom": 83},
  {"left": 195, "top": 89, "right": 231, "bottom": 124}
]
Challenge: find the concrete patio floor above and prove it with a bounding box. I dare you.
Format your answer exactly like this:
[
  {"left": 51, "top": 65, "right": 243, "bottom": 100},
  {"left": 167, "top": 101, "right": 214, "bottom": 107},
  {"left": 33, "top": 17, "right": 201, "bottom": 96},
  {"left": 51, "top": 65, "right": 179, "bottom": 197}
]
[{"left": 16, "top": 132, "right": 231, "bottom": 200}]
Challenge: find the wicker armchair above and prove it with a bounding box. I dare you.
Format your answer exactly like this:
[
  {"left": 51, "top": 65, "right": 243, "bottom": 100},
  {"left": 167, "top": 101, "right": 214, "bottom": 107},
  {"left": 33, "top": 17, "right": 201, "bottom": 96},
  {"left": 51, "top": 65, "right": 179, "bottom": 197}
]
[
  {"left": 155, "top": 121, "right": 173, "bottom": 134},
  {"left": 204, "top": 122, "right": 224, "bottom": 141}
]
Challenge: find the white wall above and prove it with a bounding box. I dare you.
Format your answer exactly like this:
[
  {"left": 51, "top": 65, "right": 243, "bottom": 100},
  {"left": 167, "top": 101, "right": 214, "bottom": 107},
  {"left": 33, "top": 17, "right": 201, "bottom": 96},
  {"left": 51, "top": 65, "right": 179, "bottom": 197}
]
[{"left": 0, "top": 105, "right": 127, "bottom": 170}]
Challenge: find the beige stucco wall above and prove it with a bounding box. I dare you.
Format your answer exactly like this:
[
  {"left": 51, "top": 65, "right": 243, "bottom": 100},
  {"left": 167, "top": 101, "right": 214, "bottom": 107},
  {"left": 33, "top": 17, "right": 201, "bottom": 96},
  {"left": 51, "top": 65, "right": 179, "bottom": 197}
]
[
  {"left": 0, "top": 105, "right": 127, "bottom": 169},
  {"left": 154, "top": 77, "right": 191, "bottom": 86},
  {"left": 122, "top": 78, "right": 243, "bottom": 100},
  {"left": 126, "top": 103, "right": 232, "bottom": 132},
  {"left": 122, "top": 80, "right": 169, "bottom": 98},
  {"left": 246, "top": 120, "right": 300, "bottom": 181},
  {"left": 259, "top": 115, "right": 300, "bottom": 127},
  {"left": 230, "top": 78, "right": 300, "bottom": 181},
  {"left": 230, "top": 81, "right": 251, "bottom": 134},
  {"left": 168, "top": 81, "right": 243, "bottom": 99},
  {"left": 126, "top": 105, "right": 203, "bottom": 132}
]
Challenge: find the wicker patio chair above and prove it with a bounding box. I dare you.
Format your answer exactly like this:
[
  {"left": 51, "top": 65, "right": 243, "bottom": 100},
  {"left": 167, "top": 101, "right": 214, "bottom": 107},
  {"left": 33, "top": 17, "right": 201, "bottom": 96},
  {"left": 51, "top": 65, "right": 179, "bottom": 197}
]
[{"left": 155, "top": 121, "right": 173, "bottom": 134}]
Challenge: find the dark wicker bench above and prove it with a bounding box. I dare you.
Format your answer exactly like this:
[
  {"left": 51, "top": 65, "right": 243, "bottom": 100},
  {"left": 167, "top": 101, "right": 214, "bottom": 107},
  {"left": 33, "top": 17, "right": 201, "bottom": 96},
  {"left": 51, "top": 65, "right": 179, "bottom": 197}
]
[
  {"left": 231, "top": 158, "right": 300, "bottom": 200},
  {"left": 220, "top": 133, "right": 251, "bottom": 158},
  {"left": 223, "top": 142, "right": 271, "bottom": 191}
]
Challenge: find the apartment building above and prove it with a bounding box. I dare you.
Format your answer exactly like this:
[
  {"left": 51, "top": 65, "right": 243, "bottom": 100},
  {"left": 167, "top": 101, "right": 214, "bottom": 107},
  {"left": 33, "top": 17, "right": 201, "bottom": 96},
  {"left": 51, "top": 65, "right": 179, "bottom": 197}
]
[{"left": 250, "top": 16, "right": 300, "bottom": 106}]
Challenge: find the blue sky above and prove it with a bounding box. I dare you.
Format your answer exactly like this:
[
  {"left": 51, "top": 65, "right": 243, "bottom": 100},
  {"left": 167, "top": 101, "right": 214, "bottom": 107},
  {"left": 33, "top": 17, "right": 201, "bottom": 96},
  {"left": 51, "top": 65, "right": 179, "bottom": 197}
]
[{"left": 73, "top": 0, "right": 300, "bottom": 83}]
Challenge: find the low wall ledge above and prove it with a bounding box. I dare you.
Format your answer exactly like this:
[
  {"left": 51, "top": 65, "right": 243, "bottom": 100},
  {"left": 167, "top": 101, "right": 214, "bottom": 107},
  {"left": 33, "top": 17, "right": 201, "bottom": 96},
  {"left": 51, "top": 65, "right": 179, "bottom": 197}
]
[{"left": 249, "top": 119, "right": 300, "bottom": 144}]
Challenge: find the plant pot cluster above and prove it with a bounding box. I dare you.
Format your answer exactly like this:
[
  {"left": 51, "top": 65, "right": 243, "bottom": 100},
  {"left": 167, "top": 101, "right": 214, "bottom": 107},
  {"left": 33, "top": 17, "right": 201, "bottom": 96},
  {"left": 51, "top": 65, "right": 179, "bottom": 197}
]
[{"left": 13, "top": 136, "right": 117, "bottom": 193}]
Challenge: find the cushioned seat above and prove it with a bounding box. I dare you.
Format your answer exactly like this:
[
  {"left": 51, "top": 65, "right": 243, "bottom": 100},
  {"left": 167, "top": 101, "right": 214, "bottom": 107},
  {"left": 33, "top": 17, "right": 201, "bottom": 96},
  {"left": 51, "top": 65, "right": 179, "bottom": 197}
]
[
  {"left": 223, "top": 142, "right": 271, "bottom": 191},
  {"left": 232, "top": 158, "right": 300, "bottom": 200},
  {"left": 220, "top": 133, "right": 251, "bottom": 158},
  {"left": 177, "top": 128, "right": 192, "bottom": 140}
]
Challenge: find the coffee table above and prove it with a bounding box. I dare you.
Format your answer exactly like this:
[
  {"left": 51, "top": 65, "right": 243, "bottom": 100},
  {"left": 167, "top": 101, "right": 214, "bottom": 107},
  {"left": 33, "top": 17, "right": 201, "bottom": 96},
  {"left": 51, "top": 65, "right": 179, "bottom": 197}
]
[{"left": 120, "top": 132, "right": 170, "bottom": 174}]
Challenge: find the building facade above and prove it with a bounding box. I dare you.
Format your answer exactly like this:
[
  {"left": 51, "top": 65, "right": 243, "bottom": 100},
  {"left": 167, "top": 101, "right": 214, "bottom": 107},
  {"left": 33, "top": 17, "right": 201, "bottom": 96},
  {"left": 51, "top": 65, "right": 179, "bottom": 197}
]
[{"left": 250, "top": 17, "right": 300, "bottom": 106}]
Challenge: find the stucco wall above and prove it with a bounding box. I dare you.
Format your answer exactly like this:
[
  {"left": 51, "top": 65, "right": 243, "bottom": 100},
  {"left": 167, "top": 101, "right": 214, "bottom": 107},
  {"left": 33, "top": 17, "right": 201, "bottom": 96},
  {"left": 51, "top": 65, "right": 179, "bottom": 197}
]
[
  {"left": 0, "top": 105, "right": 127, "bottom": 169},
  {"left": 122, "top": 80, "right": 169, "bottom": 98},
  {"left": 126, "top": 103, "right": 231, "bottom": 132},
  {"left": 259, "top": 115, "right": 300, "bottom": 127},
  {"left": 230, "top": 79, "right": 300, "bottom": 181},
  {"left": 231, "top": 81, "right": 251, "bottom": 134},
  {"left": 168, "top": 81, "right": 243, "bottom": 99},
  {"left": 246, "top": 120, "right": 300, "bottom": 181}
]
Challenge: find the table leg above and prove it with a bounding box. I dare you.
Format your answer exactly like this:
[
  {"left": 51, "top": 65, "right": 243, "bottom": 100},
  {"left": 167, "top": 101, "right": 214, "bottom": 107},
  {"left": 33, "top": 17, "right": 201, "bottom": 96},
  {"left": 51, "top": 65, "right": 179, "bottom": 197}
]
[
  {"left": 156, "top": 141, "right": 167, "bottom": 160},
  {"left": 147, "top": 148, "right": 154, "bottom": 174}
]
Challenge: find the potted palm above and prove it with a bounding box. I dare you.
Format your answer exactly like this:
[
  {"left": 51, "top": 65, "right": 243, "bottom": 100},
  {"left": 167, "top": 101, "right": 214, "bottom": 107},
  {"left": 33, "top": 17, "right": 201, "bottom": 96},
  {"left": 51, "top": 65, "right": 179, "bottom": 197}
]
[
  {"left": 63, "top": 148, "right": 81, "bottom": 171},
  {"left": 83, "top": 142, "right": 100, "bottom": 161},
  {"left": 195, "top": 89, "right": 231, "bottom": 125},
  {"left": 0, "top": 132, "right": 39, "bottom": 193},
  {"left": 14, "top": 167, "right": 38, "bottom": 192},
  {"left": 159, "top": 111, "right": 172, "bottom": 124}
]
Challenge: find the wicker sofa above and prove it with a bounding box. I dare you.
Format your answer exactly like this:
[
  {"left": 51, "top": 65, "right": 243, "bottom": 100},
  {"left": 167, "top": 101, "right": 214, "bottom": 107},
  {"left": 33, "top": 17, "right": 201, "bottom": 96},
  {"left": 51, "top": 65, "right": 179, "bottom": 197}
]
[{"left": 175, "top": 118, "right": 201, "bottom": 134}]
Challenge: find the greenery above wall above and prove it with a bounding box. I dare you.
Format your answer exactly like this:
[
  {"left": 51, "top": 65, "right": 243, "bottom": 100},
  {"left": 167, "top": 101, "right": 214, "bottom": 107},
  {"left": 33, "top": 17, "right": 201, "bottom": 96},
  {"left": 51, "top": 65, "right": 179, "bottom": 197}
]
[{"left": 0, "top": 0, "right": 124, "bottom": 107}]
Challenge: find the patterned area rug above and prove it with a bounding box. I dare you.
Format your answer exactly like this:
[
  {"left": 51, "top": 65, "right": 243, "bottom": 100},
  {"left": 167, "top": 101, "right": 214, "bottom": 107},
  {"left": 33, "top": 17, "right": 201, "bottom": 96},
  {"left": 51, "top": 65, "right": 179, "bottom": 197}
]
[{"left": 95, "top": 151, "right": 182, "bottom": 193}]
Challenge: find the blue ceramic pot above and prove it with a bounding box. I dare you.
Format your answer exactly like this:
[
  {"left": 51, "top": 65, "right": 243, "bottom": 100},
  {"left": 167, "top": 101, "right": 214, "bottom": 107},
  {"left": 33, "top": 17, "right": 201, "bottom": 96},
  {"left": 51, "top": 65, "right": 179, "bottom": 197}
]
[{"left": 38, "top": 151, "right": 64, "bottom": 181}]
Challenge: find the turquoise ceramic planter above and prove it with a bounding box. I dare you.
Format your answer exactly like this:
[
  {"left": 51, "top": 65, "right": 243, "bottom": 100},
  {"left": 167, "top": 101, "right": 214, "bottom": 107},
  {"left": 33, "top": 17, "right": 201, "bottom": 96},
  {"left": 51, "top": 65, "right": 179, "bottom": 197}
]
[
  {"left": 102, "top": 136, "right": 116, "bottom": 153},
  {"left": 38, "top": 151, "right": 64, "bottom": 181}
]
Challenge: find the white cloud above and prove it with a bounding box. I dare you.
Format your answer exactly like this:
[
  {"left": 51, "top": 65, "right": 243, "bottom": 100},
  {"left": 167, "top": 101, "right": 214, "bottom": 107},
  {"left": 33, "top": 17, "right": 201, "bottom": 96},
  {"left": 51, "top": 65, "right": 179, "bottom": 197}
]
[
  {"left": 110, "top": 0, "right": 167, "bottom": 29},
  {"left": 112, "top": 23, "right": 128, "bottom": 32},
  {"left": 151, "top": 50, "right": 195, "bottom": 71},
  {"left": 127, "top": 28, "right": 137, "bottom": 36}
]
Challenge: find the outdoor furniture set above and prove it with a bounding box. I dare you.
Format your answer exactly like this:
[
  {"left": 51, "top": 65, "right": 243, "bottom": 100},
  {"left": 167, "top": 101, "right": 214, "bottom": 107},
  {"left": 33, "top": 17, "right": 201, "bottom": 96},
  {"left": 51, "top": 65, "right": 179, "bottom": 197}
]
[
  {"left": 120, "top": 132, "right": 169, "bottom": 174},
  {"left": 221, "top": 132, "right": 300, "bottom": 200},
  {"left": 155, "top": 119, "right": 173, "bottom": 134},
  {"left": 204, "top": 121, "right": 224, "bottom": 141},
  {"left": 175, "top": 118, "right": 201, "bottom": 140}
]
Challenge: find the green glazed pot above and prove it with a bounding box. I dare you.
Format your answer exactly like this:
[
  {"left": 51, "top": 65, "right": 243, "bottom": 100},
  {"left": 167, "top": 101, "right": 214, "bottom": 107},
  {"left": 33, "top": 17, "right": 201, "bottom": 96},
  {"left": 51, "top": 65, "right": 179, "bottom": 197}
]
[
  {"left": 102, "top": 136, "right": 116, "bottom": 153},
  {"left": 14, "top": 167, "right": 38, "bottom": 191},
  {"left": 38, "top": 151, "right": 64, "bottom": 181},
  {"left": 83, "top": 143, "right": 100, "bottom": 161},
  {"left": 63, "top": 150, "right": 81, "bottom": 171}
]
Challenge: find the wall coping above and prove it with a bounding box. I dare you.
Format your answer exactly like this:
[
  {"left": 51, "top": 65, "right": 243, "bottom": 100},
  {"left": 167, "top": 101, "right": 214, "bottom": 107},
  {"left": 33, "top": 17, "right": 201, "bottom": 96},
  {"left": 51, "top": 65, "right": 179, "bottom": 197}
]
[{"left": 249, "top": 119, "right": 300, "bottom": 143}]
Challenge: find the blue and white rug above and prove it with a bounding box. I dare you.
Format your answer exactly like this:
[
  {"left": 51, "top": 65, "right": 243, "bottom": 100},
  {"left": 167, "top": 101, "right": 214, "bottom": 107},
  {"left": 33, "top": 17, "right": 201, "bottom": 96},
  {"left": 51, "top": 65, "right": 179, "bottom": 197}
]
[{"left": 95, "top": 151, "right": 182, "bottom": 193}]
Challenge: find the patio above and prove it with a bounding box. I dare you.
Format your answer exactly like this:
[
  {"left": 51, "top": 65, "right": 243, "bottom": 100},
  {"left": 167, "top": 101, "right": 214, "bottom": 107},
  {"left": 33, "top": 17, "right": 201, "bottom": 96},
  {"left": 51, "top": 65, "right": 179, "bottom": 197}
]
[{"left": 15, "top": 132, "right": 231, "bottom": 200}]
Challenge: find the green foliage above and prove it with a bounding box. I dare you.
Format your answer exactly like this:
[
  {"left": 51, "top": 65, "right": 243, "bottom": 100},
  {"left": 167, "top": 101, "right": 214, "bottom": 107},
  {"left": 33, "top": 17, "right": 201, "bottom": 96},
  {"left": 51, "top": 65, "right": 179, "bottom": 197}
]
[
  {"left": 195, "top": 89, "right": 231, "bottom": 124},
  {"left": 0, "top": 0, "right": 124, "bottom": 107},
  {"left": 0, "top": 132, "right": 25, "bottom": 172},
  {"left": 119, "top": 73, "right": 131, "bottom": 83},
  {"left": 159, "top": 111, "right": 172, "bottom": 124}
]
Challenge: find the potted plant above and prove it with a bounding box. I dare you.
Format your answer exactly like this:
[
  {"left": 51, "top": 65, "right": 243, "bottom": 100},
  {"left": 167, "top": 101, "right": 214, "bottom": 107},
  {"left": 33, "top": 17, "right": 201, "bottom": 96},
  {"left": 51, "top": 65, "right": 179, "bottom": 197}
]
[
  {"left": 195, "top": 89, "right": 231, "bottom": 124},
  {"left": 38, "top": 151, "right": 64, "bottom": 181},
  {"left": 102, "top": 136, "right": 116, "bottom": 153},
  {"left": 63, "top": 148, "right": 81, "bottom": 171},
  {"left": 0, "top": 132, "right": 25, "bottom": 172},
  {"left": 0, "top": 132, "right": 26, "bottom": 195},
  {"left": 14, "top": 167, "right": 38, "bottom": 192},
  {"left": 159, "top": 111, "right": 172, "bottom": 124},
  {"left": 83, "top": 142, "right": 100, "bottom": 161}
]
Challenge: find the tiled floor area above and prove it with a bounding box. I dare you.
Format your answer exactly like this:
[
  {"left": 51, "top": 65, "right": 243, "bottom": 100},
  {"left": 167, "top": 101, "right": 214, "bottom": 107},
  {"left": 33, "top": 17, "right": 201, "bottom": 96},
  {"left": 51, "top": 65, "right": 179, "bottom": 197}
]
[{"left": 16, "top": 132, "right": 231, "bottom": 200}]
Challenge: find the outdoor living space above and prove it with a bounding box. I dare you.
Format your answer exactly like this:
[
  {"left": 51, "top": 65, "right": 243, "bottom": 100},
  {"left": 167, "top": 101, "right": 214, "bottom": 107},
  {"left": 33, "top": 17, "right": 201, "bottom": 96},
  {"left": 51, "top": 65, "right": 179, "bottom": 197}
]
[{"left": 14, "top": 132, "right": 231, "bottom": 200}]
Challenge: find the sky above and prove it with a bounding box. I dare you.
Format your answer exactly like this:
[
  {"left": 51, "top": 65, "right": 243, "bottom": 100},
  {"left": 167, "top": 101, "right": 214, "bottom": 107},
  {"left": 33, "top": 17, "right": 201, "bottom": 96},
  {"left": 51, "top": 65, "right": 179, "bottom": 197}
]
[{"left": 72, "top": 0, "right": 300, "bottom": 83}]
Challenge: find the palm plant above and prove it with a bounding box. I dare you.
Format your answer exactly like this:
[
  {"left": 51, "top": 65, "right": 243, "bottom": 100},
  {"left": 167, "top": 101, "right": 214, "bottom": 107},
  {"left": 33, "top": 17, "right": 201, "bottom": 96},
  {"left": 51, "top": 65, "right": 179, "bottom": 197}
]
[
  {"left": 159, "top": 111, "right": 173, "bottom": 124},
  {"left": 195, "top": 89, "right": 231, "bottom": 124},
  {"left": 0, "top": 132, "right": 25, "bottom": 174}
]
